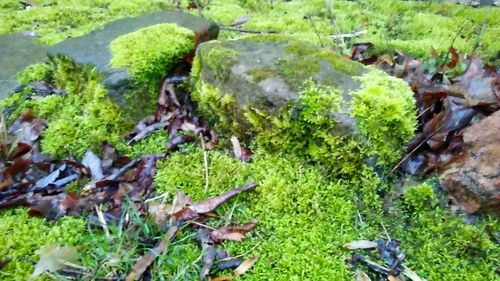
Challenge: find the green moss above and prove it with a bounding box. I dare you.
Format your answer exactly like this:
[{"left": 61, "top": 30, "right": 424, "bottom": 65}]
[
  {"left": 385, "top": 182, "right": 500, "bottom": 280},
  {"left": 110, "top": 23, "right": 195, "bottom": 83},
  {"left": 350, "top": 68, "right": 416, "bottom": 166},
  {"left": 192, "top": 0, "right": 499, "bottom": 64},
  {"left": 247, "top": 67, "right": 275, "bottom": 84},
  {"left": 0, "top": 0, "right": 171, "bottom": 45},
  {"left": 0, "top": 57, "right": 130, "bottom": 159},
  {"left": 17, "top": 63, "right": 51, "bottom": 85},
  {"left": 201, "top": 42, "right": 238, "bottom": 83},
  {"left": 0, "top": 208, "right": 89, "bottom": 280},
  {"left": 154, "top": 148, "right": 499, "bottom": 280}
]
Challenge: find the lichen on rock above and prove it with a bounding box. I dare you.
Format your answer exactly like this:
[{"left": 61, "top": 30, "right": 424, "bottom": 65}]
[{"left": 191, "top": 36, "right": 416, "bottom": 175}]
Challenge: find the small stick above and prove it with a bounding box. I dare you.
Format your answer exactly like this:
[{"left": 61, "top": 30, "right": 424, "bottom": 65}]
[
  {"left": 307, "top": 16, "right": 325, "bottom": 48},
  {"left": 191, "top": 221, "right": 217, "bottom": 230},
  {"left": 218, "top": 242, "right": 262, "bottom": 261},
  {"left": 193, "top": 0, "right": 204, "bottom": 18}
]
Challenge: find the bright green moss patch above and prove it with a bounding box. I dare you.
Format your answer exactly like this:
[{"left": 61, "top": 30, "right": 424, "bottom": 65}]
[
  {"left": 0, "top": 57, "right": 130, "bottom": 159},
  {"left": 110, "top": 23, "right": 195, "bottom": 83},
  {"left": 17, "top": 63, "right": 51, "bottom": 85},
  {"left": 154, "top": 148, "right": 499, "bottom": 280},
  {"left": 0, "top": 0, "right": 171, "bottom": 45},
  {"left": 0, "top": 208, "right": 88, "bottom": 280},
  {"left": 194, "top": 0, "right": 500, "bottom": 64},
  {"left": 351, "top": 68, "right": 416, "bottom": 166}
]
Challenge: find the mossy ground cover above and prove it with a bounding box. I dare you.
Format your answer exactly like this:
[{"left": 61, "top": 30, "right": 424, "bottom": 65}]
[{"left": 0, "top": 0, "right": 499, "bottom": 280}]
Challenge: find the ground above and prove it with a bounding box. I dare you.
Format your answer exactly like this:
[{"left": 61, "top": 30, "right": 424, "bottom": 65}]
[{"left": 0, "top": 1, "right": 499, "bottom": 280}]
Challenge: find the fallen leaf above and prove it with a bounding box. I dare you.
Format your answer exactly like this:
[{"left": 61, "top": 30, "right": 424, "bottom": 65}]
[
  {"left": 31, "top": 244, "right": 78, "bottom": 279},
  {"left": 81, "top": 150, "right": 104, "bottom": 180},
  {"left": 402, "top": 265, "right": 427, "bottom": 281},
  {"left": 446, "top": 46, "right": 459, "bottom": 68},
  {"left": 356, "top": 269, "right": 371, "bottom": 281},
  {"left": 190, "top": 182, "right": 257, "bottom": 214},
  {"left": 344, "top": 240, "right": 377, "bottom": 250},
  {"left": 230, "top": 16, "right": 250, "bottom": 26},
  {"left": 210, "top": 275, "right": 234, "bottom": 281},
  {"left": 211, "top": 220, "right": 258, "bottom": 242},
  {"left": 388, "top": 275, "right": 403, "bottom": 281},
  {"left": 217, "top": 258, "right": 244, "bottom": 271},
  {"left": 234, "top": 256, "right": 258, "bottom": 276}
]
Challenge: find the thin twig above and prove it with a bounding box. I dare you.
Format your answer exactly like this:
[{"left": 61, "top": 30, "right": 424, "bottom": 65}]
[
  {"left": 191, "top": 221, "right": 217, "bottom": 231},
  {"left": 466, "top": 7, "right": 489, "bottom": 73},
  {"left": 307, "top": 16, "right": 325, "bottom": 48},
  {"left": 200, "top": 133, "right": 209, "bottom": 193},
  {"left": 218, "top": 242, "right": 262, "bottom": 262},
  {"left": 219, "top": 26, "right": 277, "bottom": 34}
]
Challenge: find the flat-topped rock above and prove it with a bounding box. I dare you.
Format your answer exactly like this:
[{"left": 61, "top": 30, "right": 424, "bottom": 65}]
[
  {"left": 48, "top": 11, "right": 218, "bottom": 96},
  {"left": 0, "top": 33, "right": 47, "bottom": 99},
  {"left": 191, "top": 36, "right": 416, "bottom": 173}
]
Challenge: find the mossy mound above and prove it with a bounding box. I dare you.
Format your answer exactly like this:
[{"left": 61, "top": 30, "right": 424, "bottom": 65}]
[
  {"left": 0, "top": 57, "right": 129, "bottom": 159},
  {"left": 191, "top": 36, "right": 416, "bottom": 174},
  {"left": 154, "top": 146, "right": 499, "bottom": 280},
  {"left": 0, "top": 208, "right": 89, "bottom": 280},
  {"left": 110, "top": 23, "right": 195, "bottom": 83}
]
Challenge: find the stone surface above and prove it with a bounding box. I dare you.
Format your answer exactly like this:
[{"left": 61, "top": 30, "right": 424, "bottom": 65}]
[
  {"left": 191, "top": 36, "right": 416, "bottom": 173},
  {"left": 48, "top": 11, "right": 218, "bottom": 99},
  {"left": 440, "top": 110, "right": 500, "bottom": 215},
  {"left": 0, "top": 33, "right": 47, "bottom": 99}
]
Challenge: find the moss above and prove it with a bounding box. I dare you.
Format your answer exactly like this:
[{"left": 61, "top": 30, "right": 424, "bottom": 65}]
[
  {"left": 0, "top": 0, "right": 171, "bottom": 45},
  {"left": 0, "top": 57, "right": 130, "bottom": 159},
  {"left": 110, "top": 23, "right": 195, "bottom": 83},
  {"left": 385, "top": 182, "right": 500, "bottom": 280},
  {"left": 350, "top": 67, "right": 416, "bottom": 166},
  {"left": 247, "top": 67, "right": 275, "bottom": 84},
  {"left": 17, "top": 63, "right": 51, "bottom": 85},
  {"left": 201, "top": 42, "right": 238, "bottom": 83},
  {"left": 154, "top": 147, "right": 499, "bottom": 280},
  {"left": 0, "top": 208, "right": 89, "bottom": 280},
  {"left": 191, "top": 0, "right": 499, "bottom": 64}
]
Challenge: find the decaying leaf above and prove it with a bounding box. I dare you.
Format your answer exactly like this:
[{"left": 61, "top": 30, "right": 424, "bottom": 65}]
[
  {"left": 81, "top": 150, "right": 104, "bottom": 180},
  {"left": 355, "top": 269, "right": 371, "bottom": 281},
  {"left": 344, "top": 240, "right": 377, "bottom": 250},
  {"left": 190, "top": 182, "right": 257, "bottom": 214},
  {"left": 31, "top": 244, "right": 78, "bottom": 279},
  {"left": 402, "top": 265, "right": 427, "bottom": 281},
  {"left": 234, "top": 256, "right": 258, "bottom": 276},
  {"left": 211, "top": 220, "right": 258, "bottom": 242}
]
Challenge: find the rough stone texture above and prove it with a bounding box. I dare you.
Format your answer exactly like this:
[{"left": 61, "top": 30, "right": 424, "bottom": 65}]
[
  {"left": 48, "top": 11, "right": 218, "bottom": 101},
  {"left": 193, "top": 37, "right": 364, "bottom": 136},
  {"left": 440, "top": 110, "right": 500, "bottom": 215},
  {"left": 0, "top": 33, "right": 47, "bottom": 99}
]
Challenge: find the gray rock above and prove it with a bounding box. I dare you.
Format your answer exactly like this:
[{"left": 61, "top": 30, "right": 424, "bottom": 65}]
[
  {"left": 48, "top": 11, "right": 219, "bottom": 102},
  {"left": 0, "top": 33, "right": 47, "bottom": 99}
]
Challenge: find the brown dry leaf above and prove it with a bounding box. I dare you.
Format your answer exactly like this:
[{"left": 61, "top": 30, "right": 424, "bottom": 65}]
[
  {"left": 344, "top": 240, "right": 377, "bottom": 250},
  {"left": 31, "top": 244, "right": 78, "bottom": 279},
  {"left": 211, "top": 220, "right": 258, "bottom": 242},
  {"left": 234, "top": 256, "right": 258, "bottom": 276},
  {"left": 356, "top": 269, "right": 371, "bottom": 281},
  {"left": 388, "top": 275, "right": 404, "bottom": 281},
  {"left": 190, "top": 182, "right": 257, "bottom": 214}
]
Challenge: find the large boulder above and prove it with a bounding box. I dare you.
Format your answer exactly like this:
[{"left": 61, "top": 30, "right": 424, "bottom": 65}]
[
  {"left": 440, "top": 111, "right": 500, "bottom": 215},
  {"left": 191, "top": 36, "right": 416, "bottom": 175},
  {"left": 0, "top": 33, "right": 47, "bottom": 99}
]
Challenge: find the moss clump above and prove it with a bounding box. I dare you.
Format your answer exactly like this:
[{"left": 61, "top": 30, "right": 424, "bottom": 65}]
[
  {"left": 17, "top": 63, "right": 51, "bottom": 85},
  {"left": 350, "top": 68, "right": 416, "bottom": 166},
  {"left": 0, "top": 57, "right": 129, "bottom": 159},
  {"left": 385, "top": 182, "right": 500, "bottom": 280},
  {"left": 0, "top": 208, "right": 89, "bottom": 280},
  {"left": 154, "top": 148, "right": 499, "bottom": 280},
  {"left": 110, "top": 23, "right": 195, "bottom": 83}
]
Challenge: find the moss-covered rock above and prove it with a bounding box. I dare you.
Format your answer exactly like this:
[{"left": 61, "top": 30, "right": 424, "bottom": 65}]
[
  {"left": 191, "top": 36, "right": 416, "bottom": 174},
  {"left": 110, "top": 23, "right": 195, "bottom": 83}
]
